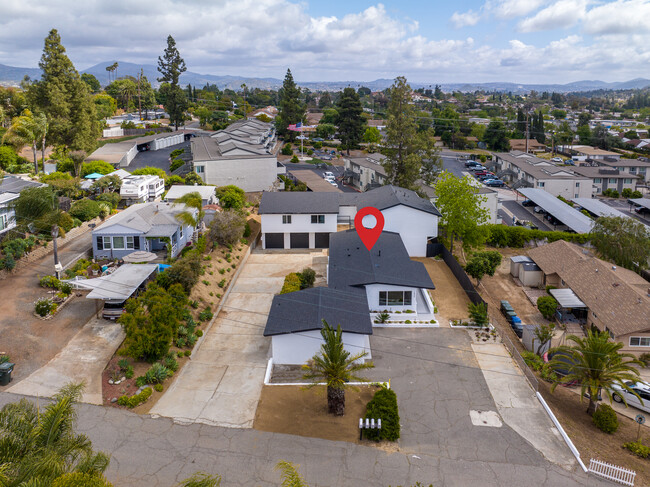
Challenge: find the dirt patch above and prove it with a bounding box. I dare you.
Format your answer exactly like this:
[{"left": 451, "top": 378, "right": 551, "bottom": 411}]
[
  {"left": 254, "top": 385, "right": 381, "bottom": 444},
  {"left": 412, "top": 257, "right": 471, "bottom": 325},
  {"left": 538, "top": 380, "right": 650, "bottom": 486}
]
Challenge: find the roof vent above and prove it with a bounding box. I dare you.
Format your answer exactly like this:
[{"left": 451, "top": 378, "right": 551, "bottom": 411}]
[
  {"left": 613, "top": 282, "right": 620, "bottom": 287},
  {"left": 612, "top": 266, "right": 616, "bottom": 271}
]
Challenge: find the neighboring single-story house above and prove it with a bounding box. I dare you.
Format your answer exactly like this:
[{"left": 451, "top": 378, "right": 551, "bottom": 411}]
[
  {"left": 92, "top": 202, "right": 196, "bottom": 260},
  {"left": 0, "top": 176, "right": 46, "bottom": 235},
  {"left": 528, "top": 240, "right": 650, "bottom": 356},
  {"left": 509, "top": 139, "right": 546, "bottom": 153},
  {"left": 263, "top": 229, "right": 435, "bottom": 365},
  {"left": 164, "top": 185, "right": 218, "bottom": 206},
  {"left": 559, "top": 145, "right": 621, "bottom": 162},
  {"left": 259, "top": 185, "right": 441, "bottom": 257}
]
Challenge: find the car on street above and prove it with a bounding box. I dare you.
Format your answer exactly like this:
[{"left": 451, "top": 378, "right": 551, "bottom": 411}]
[
  {"left": 465, "top": 160, "right": 482, "bottom": 167},
  {"left": 478, "top": 174, "right": 496, "bottom": 181},
  {"left": 550, "top": 157, "right": 563, "bottom": 163},
  {"left": 474, "top": 170, "right": 490, "bottom": 176},
  {"left": 323, "top": 171, "right": 334, "bottom": 179},
  {"left": 328, "top": 180, "right": 338, "bottom": 187},
  {"left": 611, "top": 381, "right": 650, "bottom": 413},
  {"left": 485, "top": 179, "right": 505, "bottom": 187}
]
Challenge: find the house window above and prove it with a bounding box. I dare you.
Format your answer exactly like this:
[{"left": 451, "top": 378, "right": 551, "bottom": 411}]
[
  {"left": 608, "top": 178, "right": 617, "bottom": 184},
  {"left": 0, "top": 214, "right": 6, "bottom": 230},
  {"left": 630, "top": 168, "right": 637, "bottom": 174},
  {"left": 102, "top": 236, "right": 112, "bottom": 249},
  {"left": 630, "top": 337, "right": 650, "bottom": 347},
  {"left": 282, "top": 215, "right": 292, "bottom": 224},
  {"left": 537, "top": 182, "right": 545, "bottom": 188},
  {"left": 378, "top": 291, "right": 413, "bottom": 306},
  {"left": 311, "top": 215, "right": 325, "bottom": 224},
  {"left": 195, "top": 166, "right": 205, "bottom": 174},
  {"left": 126, "top": 236, "right": 135, "bottom": 250},
  {"left": 624, "top": 178, "right": 632, "bottom": 184},
  {"left": 575, "top": 182, "right": 580, "bottom": 187},
  {"left": 179, "top": 226, "right": 183, "bottom": 239},
  {"left": 112, "top": 236, "right": 125, "bottom": 249},
  {"left": 594, "top": 178, "right": 602, "bottom": 184}
]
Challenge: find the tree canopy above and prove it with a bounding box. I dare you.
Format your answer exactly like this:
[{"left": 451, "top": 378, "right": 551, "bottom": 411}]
[
  {"left": 157, "top": 35, "right": 188, "bottom": 129},
  {"left": 590, "top": 216, "right": 650, "bottom": 270},
  {"left": 336, "top": 87, "right": 365, "bottom": 154},
  {"left": 276, "top": 69, "right": 305, "bottom": 141}
]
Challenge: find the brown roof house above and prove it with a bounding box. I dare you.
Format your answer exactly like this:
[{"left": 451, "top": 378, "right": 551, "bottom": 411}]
[
  {"left": 509, "top": 138, "right": 547, "bottom": 153},
  {"left": 528, "top": 240, "right": 650, "bottom": 355}
]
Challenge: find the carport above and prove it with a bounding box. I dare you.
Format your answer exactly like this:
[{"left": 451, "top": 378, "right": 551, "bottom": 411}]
[
  {"left": 549, "top": 288, "right": 588, "bottom": 324},
  {"left": 519, "top": 188, "right": 594, "bottom": 234},
  {"left": 289, "top": 169, "right": 342, "bottom": 192},
  {"left": 571, "top": 198, "right": 631, "bottom": 219},
  {"left": 629, "top": 197, "right": 650, "bottom": 211}
]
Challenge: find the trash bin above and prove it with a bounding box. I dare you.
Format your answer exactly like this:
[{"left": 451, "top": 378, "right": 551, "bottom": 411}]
[{"left": 0, "top": 362, "right": 14, "bottom": 386}]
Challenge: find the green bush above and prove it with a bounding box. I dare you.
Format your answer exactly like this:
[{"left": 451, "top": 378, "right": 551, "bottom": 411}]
[
  {"left": 299, "top": 267, "right": 316, "bottom": 289},
  {"left": 117, "top": 358, "right": 129, "bottom": 370},
  {"left": 0, "top": 355, "right": 10, "bottom": 364},
  {"left": 135, "top": 376, "right": 147, "bottom": 388},
  {"left": 540, "top": 363, "right": 558, "bottom": 383},
  {"left": 537, "top": 295, "right": 559, "bottom": 320},
  {"left": 623, "top": 441, "right": 650, "bottom": 458},
  {"left": 621, "top": 188, "right": 633, "bottom": 198},
  {"left": 144, "top": 363, "right": 172, "bottom": 384},
  {"left": 0, "top": 145, "right": 18, "bottom": 169},
  {"left": 281, "top": 144, "right": 293, "bottom": 156},
  {"left": 484, "top": 224, "right": 590, "bottom": 248},
  {"left": 631, "top": 190, "right": 643, "bottom": 198},
  {"left": 117, "top": 387, "right": 152, "bottom": 408},
  {"left": 290, "top": 155, "right": 299, "bottom": 163},
  {"left": 522, "top": 351, "right": 543, "bottom": 371},
  {"left": 170, "top": 148, "right": 185, "bottom": 159},
  {"left": 59, "top": 283, "right": 72, "bottom": 295},
  {"left": 124, "top": 366, "right": 134, "bottom": 379},
  {"left": 184, "top": 350, "right": 191, "bottom": 357},
  {"left": 39, "top": 275, "right": 61, "bottom": 289},
  {"left": 34, "top": 297, "right": 55, "bottom": 317},
  {"left": 639, "top": 352, "right": 650, "bottom": 367},
  {"left": 163, "top": 355, "right": 179, "bottom": 372},
  {"left": 364, "top": 387, "right": 400, "bottom": 441},
  {"left": 243, "top": 221, "right": 251, "bottom": 238},
  {"left": 592, "top": 404, "right": 618, "bottom": 433},
  {"left": 170, "top": 158, "right": 184, "bottom": 172},
  {"left": 280, "top": 272, "right": 302, "bottom": 294},
  {"left": 96, "top": 192, "right": 121, "bottom": 209},
  {"left": 468, "top": 302, "right": 489, "bottom": 327},
  {"left": 198, "top": 307, "right": 213, "bottom": 322},
  {"left": 69, "top": 199, "right": 102, "bottom": 221},
  {"left": 154, "top": 383, "right": 163, "bottom": 392}
]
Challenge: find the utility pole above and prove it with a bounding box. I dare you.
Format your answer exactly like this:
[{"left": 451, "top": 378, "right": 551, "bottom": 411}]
[
  {"left": 52, "top": 225, "right": 61, "bottom": 280},
  {"left": 525, "top": 114, "right": 529, "bottom": 153},
  {"left": 138, "top": 69, "right": 142, "bottom": 121}
]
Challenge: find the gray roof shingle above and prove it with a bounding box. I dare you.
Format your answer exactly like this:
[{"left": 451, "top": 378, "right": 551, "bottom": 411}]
[
  {"left": 93, "top": 202, "right": 191, "bottom": 236},
  {"left": 263, "top": 287, "right": 372, "bottom": 336}
]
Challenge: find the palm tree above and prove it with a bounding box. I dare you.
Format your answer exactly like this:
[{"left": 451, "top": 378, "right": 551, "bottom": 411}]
[
  {"left": 302, "top": 320, "right": 374, "bottom": 416},
  {"left": 176, "top": 472, "right": 221, "bottom": 486},
  {"left": 173, "top": 191, "right": 204, "bottom": 239},
  {"left": 0, "top": 382, "right": 111, "bottom": 486},
  {"left": 549, "top": 330, "right": 642, "bottom": 415},
  {"left": 275, "top": 461, "right": 308, "bottom": 487},
  {"left": 3, "top": 109, "right": 48, "bottom": 173}
]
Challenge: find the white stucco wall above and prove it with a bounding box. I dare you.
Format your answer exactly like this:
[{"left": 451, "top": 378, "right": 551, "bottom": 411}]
[
  {"left": 364, "top": 283, "right": 421, "bottom": 313},
  {"left": 196, "top": 156, "right": 278, "bottom": 192},
  {"left": 540, "top": 178, "right": 592, "bottom": 199},
  {"left": 261, "top": 213, "right": 337, "bottom": 249},
  {"left": 271, "top": 330, "right": 372, "bottom": 365},
  {"left": 480, "top": 191, "right": 500, "bottom": 224},
  {"left": 376, "top": 206, "right": 438, "bottom": 257}
]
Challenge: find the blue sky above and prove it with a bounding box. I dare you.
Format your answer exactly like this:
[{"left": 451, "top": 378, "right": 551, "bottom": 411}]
[{"left": 0, "top": 0, "right": 649, "bottom": 84}]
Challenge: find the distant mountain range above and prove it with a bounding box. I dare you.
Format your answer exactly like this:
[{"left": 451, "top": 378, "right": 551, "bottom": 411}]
[{"left": 2, "top": 61, "right": 650, "bottom": 94}]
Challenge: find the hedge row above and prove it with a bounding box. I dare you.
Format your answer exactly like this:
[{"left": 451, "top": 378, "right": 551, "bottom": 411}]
[
  {"left": 364, "top": 387, "right": 400, "bottom": 441},
  {"left": 117, "top": 387, "right": 152, "bottom": 408},
  {"left": 484, "top": 224, "right": 590, "bottom": 248}
]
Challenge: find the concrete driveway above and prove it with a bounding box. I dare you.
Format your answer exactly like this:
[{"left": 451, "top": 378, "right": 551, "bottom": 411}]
[
  {"left": 7, "top": 318, "right": 124, "bottom": 404},
  {"left": 151, "top": 250, "right": 321, "bottom": 427}
]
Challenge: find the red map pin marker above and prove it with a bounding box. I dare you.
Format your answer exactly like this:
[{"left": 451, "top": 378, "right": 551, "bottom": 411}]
[{"left": 354, "top": 207, "right": 384, "bottom": 251}]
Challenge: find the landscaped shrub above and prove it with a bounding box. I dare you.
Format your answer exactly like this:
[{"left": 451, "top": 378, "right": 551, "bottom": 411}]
[
  {"left": 34, "top": 297, "right": 55, "bottom": 317},
  {"left": 96, "top": 192, "right": 120, "bottom": 209},
  {"left": 124, "top": 366, "right": 134, "bottom": 379},
  {"left": 622, "top": 188, "right": 633, "bottom": 198},
  {"left": 281, "top": 144, "right": 293, "bottom": 156},
  {"left": 374, "top": 313, "right": 390, "bottom": 324},
  {"left": 537, "top": 295, "right": 559, "bottom": 320},
  {"left": 117, "top": 387, "right": 152, "bottom": 408},
  {"left": 280, "top": 273, "right": 302, "bottom": 294},
  {"left": 170, "top": 158, "right": 184, "bottom": 172},
  {"left": 154, "top": 383, "right": 164, "bottom": 392},
  {"left": 144, "top": 363, "right": 172, "bottom": 384},
  {"left": 163, "top": 354, "right": 179, "bottom": 372},
  {"left": 69, "top": 199, "right": 102, "bottom": 221},
  {"left": 468, "top": 302, "right": 489, "bottom": 327},
  {"left": 631, "top": 190, "right": 643, "bottom": 198},
  {"left": 243, "top": 221, "right": 251, "bottom": 238},
  {"left": 522, "top": 351, "right": 543, "bottom": 371},
  {"left": 290, "top": 155, "right": 299, "bottom": 163},
  {"left": 60, "top": 282, "right": 72, "bottom": 296},
  {"left": 299, "top": 267, "right": 316, "bottom": 289},
  {"left": 624, "top": 441, "right": 650, "bottom": 458},
  {"left": 39, "top": 275, "right": 61, "bottom": 289},
  {"left": 484, "top": 224, "right": 590, "bottom": 248},
  {"left": 198, "top": 307, "right": 213, "bottom": 322},
  {"left": 592, "top": 404, "right": 619, "bottom": 433},
  {"left": 135, "top": 376, "right": 147, "bottom": 388},
  {"left": 639, "top": 352, "right": 650, "bottom": 367},
  {"left": 364, "top": 387, "right": 400, "bottom": 441}
]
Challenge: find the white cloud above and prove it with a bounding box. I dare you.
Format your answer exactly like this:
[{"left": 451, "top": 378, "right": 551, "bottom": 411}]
[
  {"left": 487, "top": 0, "right": 548, "bottom": 18},
  {"left": 517, "top": 0, "right": 587, "bottom": 32},
  {"left": 583, "top": 0, "right": 650, "bottom": 35},
  {"left": 450, "top": 9, "right": 481, "bottom": 28}
]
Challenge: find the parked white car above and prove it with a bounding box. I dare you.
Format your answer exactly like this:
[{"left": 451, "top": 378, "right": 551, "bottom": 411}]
[
  {"left": 550, "top": 157, "right": 563, "bottom": 163},
  {"left": 323, "top": 171, "right": 334, "bottom": 179},
  {"left": 611, "top": 381, "right": 650, "bottom": 413}
]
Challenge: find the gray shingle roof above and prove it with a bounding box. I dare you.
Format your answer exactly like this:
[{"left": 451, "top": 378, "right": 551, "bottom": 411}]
[
  {"left": 93, "top": 202, "right": 191, "bottom": 236},
  {"left": 263, "top": 287, "right": 372, "bottom": 336},
  {"left": 328, "top": 230, "right": 435, "bottom": 290},
  {"left": 356, "top": 185, "right": 441, "bottom": 216},
  {"left": 0, "top": 176, "right": 45, "bottom": 194},
  {"left": 259, "top": 192, "right": 341, "bottom": 214}
]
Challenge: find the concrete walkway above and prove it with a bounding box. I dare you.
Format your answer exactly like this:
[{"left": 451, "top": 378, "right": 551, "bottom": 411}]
[
  {"left": 151, "top": 251, "right": 320, "bottom": 427},
  {"left": 471, "top": 342, "right": 574, "bottom": 469},
  {"left": 0, "top": 392, "right": 610, "bottom": 487},
  {"left": 7, "top": 318, "right": 124, "bottom": 404}
]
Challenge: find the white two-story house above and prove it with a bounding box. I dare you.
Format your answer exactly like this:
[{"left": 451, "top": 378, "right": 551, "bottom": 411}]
[{"left": 259, "top": 185, "right": 440, "bottom": 257}]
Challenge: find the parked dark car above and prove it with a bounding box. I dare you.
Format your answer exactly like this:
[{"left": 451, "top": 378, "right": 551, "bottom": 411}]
[
  {"left": 635, "top": 206, "right": 650, "bottom": 215},
  {"left": 485, "top": 179, "right": 505, "bottom": 187},
  {"left": 522, "top": 199, "right": 535, "bottom": 207},
  {"left": 465, "top": 160, "right": 481, "bottom": 167}
]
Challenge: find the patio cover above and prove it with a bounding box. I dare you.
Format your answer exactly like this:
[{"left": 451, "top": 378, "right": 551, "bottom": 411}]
[
  {"left": 74, "top": 264, "right": 158, "bottom": 301},
  {"left": 84, "top": 172, "right": 104, "bottom": 179},
  {"left": 549, "top": 288, "right": 587, "bottom": 308}
]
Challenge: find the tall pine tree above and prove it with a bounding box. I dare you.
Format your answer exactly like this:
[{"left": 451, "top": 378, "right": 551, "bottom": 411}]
[
  {"left": 157, "top": 35, "right": 188, "bottom": 130},
  {"left": 276, "top": 69, "right": 305, "bottom": 141},
  {"left": 28, "top": 29, "right": 99, "bottom": 152},
  {"left": 336, "top": 87, "right": 365, "bottom": 155}
]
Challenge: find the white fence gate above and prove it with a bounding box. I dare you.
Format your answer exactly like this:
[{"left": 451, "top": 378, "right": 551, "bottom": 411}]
[{"left": 589, "top": 459, "right": 636, "bottom": 486}]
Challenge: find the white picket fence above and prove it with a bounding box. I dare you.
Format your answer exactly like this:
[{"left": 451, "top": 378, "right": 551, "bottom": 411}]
[{"left": 589, "top": 459, "right": 636, "bottom": 486}]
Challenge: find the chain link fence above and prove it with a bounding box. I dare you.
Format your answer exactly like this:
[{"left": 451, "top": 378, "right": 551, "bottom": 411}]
[{"left": 503, "top": 335, "right": 539, "bottom": 392}]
